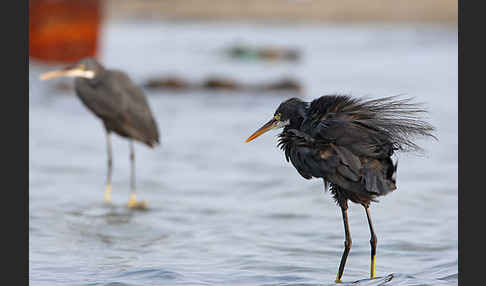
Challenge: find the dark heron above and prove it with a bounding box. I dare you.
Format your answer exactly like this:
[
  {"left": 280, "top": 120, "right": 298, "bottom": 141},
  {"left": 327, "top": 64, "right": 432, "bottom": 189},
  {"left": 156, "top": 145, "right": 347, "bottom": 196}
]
[
  {"left": 40, "top": 57, "right": 160, "bottom": 208},
  {"left": 245, "top": 95, "right": 435, "bottom": 282}
]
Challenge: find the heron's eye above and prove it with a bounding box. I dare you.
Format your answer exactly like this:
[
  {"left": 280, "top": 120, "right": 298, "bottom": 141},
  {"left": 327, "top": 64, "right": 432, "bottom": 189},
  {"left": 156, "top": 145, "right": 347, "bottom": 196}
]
[
  {"left": 274, "top": 113, "right": 281, "bottom": 121},
  {"left": 78, "top": 64, "right": 85, "bottom": 70}
]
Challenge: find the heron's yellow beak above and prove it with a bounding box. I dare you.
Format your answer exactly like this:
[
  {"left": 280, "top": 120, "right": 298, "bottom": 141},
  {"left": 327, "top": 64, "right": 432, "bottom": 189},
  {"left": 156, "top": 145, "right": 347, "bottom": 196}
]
[
  {"left": 40, "top": 66, "right": 94, "bottom": 80},
  {"left": 245, "top": 118, "right": 279, "bottom": 142}
]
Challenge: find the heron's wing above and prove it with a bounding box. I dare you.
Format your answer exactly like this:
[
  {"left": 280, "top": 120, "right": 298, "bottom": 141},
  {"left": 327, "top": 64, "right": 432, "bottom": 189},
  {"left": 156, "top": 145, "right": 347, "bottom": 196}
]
[
  {"left": 107, "top": 71, "right": 160, "bottom": 146},
  {"left": 278, "top": 130, "right": 338, "bottom": 180},
  {"left": 74, "top": 71, "right": 159, "bottom": 146},
  {"left": 278, "top": 129, "right": 359, "bottom": 180},
  {"left": 309, "top": 119, "right": 393, "bottom": 158},
  {"left": 281, "top": 94, "right": 434, "bottom": 195},
  {"left": 74, "top": 75, "right": 127, "bottom": 121},
  {"left": 303, "top": 95, "right": 436, "bottom": 157},
  {"left": 278, "top": 129, "right": 396, "bottom": 196}
]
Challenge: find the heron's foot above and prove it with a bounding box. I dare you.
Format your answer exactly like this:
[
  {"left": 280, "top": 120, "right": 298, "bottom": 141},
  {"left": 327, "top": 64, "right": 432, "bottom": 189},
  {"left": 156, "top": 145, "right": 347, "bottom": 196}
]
[
  {"left": 104, "top": 184, "right": 112, "bottom": 204},
  {"left": 335, "top": 277, "right": 342, "bottom": 283},
  {"left": 127, "top": 193, "right": 148, "bottom": 210},
  {"left": 370, "top": 255, "right": 376, "bottom": 279}
]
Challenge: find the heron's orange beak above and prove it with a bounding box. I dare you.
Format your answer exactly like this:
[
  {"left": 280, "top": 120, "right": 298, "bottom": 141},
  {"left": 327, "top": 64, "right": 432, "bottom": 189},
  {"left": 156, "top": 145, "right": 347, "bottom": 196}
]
[
  {"left": 40, "top": 69, "right": 72, "bottom": 80},
  {"left": 40, "top": 66, "right": 94, "bottom": 80},
  {"left": 245, "top": 118, "right": 278, "bottom": 142}
]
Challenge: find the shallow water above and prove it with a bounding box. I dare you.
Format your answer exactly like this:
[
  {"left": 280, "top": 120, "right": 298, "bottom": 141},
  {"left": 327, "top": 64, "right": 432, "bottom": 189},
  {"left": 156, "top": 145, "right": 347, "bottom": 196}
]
[{"left": 29, "top": 21, "right": 457, "bottom": 285}]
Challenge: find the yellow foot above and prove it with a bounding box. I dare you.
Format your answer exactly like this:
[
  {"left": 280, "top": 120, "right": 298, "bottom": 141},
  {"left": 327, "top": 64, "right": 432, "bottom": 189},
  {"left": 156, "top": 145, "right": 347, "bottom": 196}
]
[
  {"left": 127, "top": 193, "right": 148, "bottom": 210},
  {"left": 104, "top": 184, "right": 112, "bottom": 204},
  {"left": 335, "top": 276, "right": 342, "bottom": 283},
  {"left": 370, "top": 255, "right": 376, "bottom": 279}
]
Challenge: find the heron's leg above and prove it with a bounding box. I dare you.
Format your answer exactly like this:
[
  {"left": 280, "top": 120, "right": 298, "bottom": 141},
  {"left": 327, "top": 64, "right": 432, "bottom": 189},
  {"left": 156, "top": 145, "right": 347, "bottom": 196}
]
[
  {"left": 127, "top": 141, "right": 147, "bottom": 208},
  {"left": 336, "top": 201, "right": 352, "bottom": 283},
  {"left": 364, "top": 205, "right": 378, "bottom": 279},
  {"left": 128, "top": 140, "right": 137, "bottom": 206},
  {"left": 104, "top": 131, "right": 113, "bottom": 203}
]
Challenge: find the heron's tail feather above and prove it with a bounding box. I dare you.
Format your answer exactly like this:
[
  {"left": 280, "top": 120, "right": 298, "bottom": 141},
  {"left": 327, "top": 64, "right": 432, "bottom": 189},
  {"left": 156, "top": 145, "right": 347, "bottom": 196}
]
[{"left": 351, "top": 95, "right": 437, "bottom": 153}]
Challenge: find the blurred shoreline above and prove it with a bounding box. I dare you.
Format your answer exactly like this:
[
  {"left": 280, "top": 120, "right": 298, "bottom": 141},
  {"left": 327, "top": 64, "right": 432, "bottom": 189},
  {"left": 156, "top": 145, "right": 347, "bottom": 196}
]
[{"left": 105, "top": 0, "right": 457, "bottom": 23}]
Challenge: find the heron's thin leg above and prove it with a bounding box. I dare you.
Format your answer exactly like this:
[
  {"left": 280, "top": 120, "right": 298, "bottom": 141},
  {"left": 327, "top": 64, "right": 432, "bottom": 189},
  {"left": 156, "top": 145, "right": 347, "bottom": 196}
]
[
  {"left": 364, "top": 205, "right": 378, "bottom": 279},
  {"left": 336, "top": 201, "right": 352, "bottom": 283},
  {"left": 104, "top": 131, "right": 113, "bottom": 203},
  {"left": 128, "top": 140, "right": 137, "bottom": 207}
]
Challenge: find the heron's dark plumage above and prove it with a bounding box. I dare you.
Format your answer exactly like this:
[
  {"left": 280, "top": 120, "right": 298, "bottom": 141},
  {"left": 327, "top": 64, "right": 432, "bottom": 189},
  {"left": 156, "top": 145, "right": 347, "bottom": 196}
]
[
  {"left": 249, "top": 94, "right": 436, "bottom": 281},
  {"left": 73, "top": 59, "right": 159, "bottom": 147},
  {"left": 276, "top": 95, "right": 435, "bottom": 206}
]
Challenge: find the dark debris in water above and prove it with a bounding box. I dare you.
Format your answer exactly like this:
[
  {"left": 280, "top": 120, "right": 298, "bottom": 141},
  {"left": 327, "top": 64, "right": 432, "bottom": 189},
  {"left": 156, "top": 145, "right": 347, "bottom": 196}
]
[
  {"left": 144, "top": 76, "right": 303, "bottom": 95},
  {"left": 48, "top": 75, "right": 304, "bottom": 96}
]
